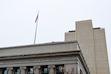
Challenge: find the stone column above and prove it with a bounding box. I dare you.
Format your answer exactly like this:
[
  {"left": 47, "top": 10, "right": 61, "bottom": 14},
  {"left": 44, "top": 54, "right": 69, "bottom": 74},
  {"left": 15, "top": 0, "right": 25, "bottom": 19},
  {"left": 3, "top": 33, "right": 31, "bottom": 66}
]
[
  {"left": 0, "top": 69, "right": 3, "bottom": 74},
  {"left": 33, "top": 66, "right": 40, "bottom": 74},
  {"left": 7, "top": 67, "right": 13, "bottom": 74},
  {"left": 20, "top": 67, "right": 26, "bottom": 74},
  {"left": 48, "top": 65, "right": 55, "bottom": 74}
]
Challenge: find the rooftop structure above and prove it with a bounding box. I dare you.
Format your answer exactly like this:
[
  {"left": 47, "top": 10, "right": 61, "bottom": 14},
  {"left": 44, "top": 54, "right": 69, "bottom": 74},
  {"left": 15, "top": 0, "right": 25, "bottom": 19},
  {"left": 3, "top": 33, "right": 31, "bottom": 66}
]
[
  {"left": 65, "top": 20, "right": 110, "bottom": 74},
  {"left": 0, "top": 41, "right": 90, "bottom": 74}
]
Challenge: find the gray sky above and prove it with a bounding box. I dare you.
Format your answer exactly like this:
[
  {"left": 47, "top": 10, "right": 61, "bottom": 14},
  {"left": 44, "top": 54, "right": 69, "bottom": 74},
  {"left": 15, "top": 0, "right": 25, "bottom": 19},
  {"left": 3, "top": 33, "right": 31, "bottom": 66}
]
[{"left": 0, "top": 0, "right": 111, "bottom": 73}]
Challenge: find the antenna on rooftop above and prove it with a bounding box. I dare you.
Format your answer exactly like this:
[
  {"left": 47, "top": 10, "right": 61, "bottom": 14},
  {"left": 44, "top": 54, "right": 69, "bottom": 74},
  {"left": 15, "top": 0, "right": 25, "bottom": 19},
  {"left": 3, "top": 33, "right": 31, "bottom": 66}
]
[{"left": 34, "top": 11, "right": 39, "bottom": 44}]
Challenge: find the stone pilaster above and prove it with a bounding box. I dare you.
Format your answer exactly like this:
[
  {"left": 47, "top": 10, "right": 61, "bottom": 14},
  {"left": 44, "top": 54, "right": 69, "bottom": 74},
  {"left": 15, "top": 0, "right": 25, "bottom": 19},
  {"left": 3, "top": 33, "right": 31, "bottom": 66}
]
[
  {"left": 33, "top": 66, "right": 40, "bottom": 74},
  {"left": 48, "top": 65, "right": 55, "bottom": 74},
  {"left": 7, "top": 67, "right": 13, "bottom": 74},
  {"left": 0, "top": 69, "right": 3, "bottom": 74},
  {"left": 20, "top": 67, "right": 26, "bottom": 74}
]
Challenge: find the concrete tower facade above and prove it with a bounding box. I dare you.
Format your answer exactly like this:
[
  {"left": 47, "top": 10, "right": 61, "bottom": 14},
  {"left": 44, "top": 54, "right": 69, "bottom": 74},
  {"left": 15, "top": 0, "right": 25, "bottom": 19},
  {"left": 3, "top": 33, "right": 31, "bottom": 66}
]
[{"left": 65, "top": 20, "right": 110, "bottom": 74}]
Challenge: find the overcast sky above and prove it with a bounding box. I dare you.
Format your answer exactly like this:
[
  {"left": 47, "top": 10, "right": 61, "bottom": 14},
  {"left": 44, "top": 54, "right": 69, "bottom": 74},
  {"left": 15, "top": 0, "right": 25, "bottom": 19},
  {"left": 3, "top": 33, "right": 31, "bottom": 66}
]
[{"left": 0, "top": 0, "right": 111, "bottom": 73}]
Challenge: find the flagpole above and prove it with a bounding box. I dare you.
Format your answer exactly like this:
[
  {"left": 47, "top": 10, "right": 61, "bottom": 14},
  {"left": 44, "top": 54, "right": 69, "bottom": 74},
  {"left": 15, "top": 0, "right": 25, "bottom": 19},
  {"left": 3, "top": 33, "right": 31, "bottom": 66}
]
[{"left": 34, "top": 11, "right": 39, "bottom": 44}]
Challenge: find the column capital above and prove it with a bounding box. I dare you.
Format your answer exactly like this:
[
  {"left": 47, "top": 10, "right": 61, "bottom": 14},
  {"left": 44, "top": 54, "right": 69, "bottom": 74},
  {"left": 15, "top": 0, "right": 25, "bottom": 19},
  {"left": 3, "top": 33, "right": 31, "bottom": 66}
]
[
  {"left": 20, "top": 67, "right": 26, "bottom": 70},
  {"left": 7, "top": 67, "right": 13, "bottom": 70},
  {"left": 20, "top": 67, "right": 26, "bottom": 74},
  {"left": 49, "top": 65, "right": 55, "bottom": 74},
  {"left": 33, "top": 66, "right": 40, "bottom": 69},
  {"left": 48, "top": 65, "right": 55, "bottom": 69},
  {"left": 33, "top": 66, "right": 40, "bottom": 74}
]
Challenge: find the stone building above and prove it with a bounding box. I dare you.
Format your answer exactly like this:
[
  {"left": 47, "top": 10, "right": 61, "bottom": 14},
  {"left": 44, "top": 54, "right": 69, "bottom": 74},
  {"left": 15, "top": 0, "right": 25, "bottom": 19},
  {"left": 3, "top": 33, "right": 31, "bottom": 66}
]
[
  {"left": 65, "top": 20, "right": 110, "bottom": 74},
  {"left": 0, "top": 41, "right": 90, "bottom": 74}
]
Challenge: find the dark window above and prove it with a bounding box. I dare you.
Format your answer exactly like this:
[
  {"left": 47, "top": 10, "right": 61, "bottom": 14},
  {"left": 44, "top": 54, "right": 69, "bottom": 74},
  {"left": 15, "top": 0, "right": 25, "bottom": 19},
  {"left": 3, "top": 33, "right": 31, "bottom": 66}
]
[
  {"left": 27, "top": 66, "right": 34, "bottom": 74},
  {"left": 41, "top": 65, "right": 49, "bottom": 74},
  {"left": 55, "top": 65, "right": 64, "bottom": 74},
  {"left": 2, "top": 68, "right": 8, "bottom": 74},
  {"left": 13, "top": 67, "right": 21, "bottom": 74},
  {"left": 4, "top": 70, "right": 8, "bottom": 74}
]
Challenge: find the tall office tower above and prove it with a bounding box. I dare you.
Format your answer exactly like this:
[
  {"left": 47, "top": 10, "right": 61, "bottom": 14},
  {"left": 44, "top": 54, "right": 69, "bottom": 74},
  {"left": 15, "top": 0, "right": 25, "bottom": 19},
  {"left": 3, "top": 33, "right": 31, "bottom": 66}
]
[{"left": 65, "top": 20, "right": 110, "bottom": 74}]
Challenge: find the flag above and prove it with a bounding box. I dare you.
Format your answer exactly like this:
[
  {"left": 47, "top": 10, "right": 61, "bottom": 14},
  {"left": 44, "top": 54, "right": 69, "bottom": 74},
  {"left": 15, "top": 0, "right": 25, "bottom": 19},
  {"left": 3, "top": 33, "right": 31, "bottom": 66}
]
[{"left": 35, "top": 11, "right": 39, "bottom": 23}]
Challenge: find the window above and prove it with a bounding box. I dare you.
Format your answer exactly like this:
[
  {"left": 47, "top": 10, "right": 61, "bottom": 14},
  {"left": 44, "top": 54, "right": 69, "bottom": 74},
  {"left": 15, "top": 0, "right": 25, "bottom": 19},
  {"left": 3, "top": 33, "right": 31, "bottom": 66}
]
[
  {"left": 13, "top": 67, "right": 21, "bottom": 74},
  {"left": 2, "top": 68, "right": 8, "bottom": 74},
  {"left": 4, "top": 70, "right": 8, "bottom": 74},
  {"left": 27, "top": 66, "right": 34, "bottom": 74},
  {"left": 55, "top": 65, "right": 64, "bottom": 74},
  {"left": 41, "top": 65, "right": 49, "bottom": 74}
]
